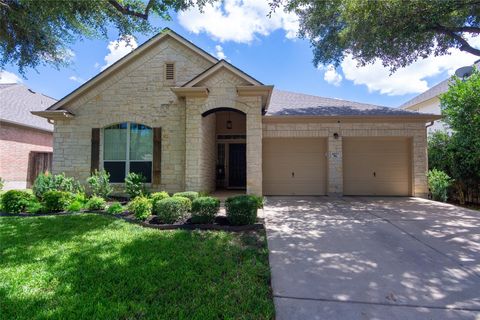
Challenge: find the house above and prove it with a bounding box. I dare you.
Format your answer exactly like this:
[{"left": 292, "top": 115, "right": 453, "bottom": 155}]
[
  {"left": 33, "top": 29, "right": 439, "bottom": 197},
  {"left": 0, "top": 84, "right": 56, "bottom": 190},
  {"left": 400, "top": 60, "right": 480, "bottom": 133}
]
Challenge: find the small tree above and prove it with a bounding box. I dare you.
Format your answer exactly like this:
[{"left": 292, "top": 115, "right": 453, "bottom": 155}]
[
  {"left": 87, "top": 170, "right": 113, "bottom": 199},
  {"left": 428, "top": 169, "right": 453, "bottom": 202}
]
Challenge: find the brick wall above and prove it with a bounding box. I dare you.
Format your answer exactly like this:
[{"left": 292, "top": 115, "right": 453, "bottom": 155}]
[{"left": 0, "top": 122, "right": 53, "bottom": 190}]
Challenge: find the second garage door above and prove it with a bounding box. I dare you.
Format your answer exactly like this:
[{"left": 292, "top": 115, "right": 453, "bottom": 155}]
[
  {"left": 343, "top": 137, "right": 412, "bottom": 196},
  {"left": 263, "top": 138, "right": 327, "bottom": 195}
]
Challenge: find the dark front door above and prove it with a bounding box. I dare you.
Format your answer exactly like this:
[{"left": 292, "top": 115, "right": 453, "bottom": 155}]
[{"left": 229, "top": 143, "right": 246, "bottom": 188}]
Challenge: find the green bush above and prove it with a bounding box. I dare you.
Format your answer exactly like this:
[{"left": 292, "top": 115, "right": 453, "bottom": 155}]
[
  {"left": 150, "top": 191, "right": 170, "bottom": 210},
  {"left": 85, "top": 196, "right": 106, "bottom": 211},
  {"left": 173, "top": 196, "right": 192, "bottom": 212},
  {"left": 33, "top": 172, "right": 82, "bottom": 199},
  {"left": 428, "top": 169, "right": 453, "bottom": 202},
  {"left": 172, "top": 191, "right": 199, "bottom": 202},
  {"left": 86, "top": 170, "right": 112, "bottom": 199},
  {"left": 128, "top": 196, "right": 152, "bottom": 220},
  {"left": 43, "top": 190, "right": 73, "bottom": 212},
  {"left": 107, "top": 202, "right": 124, "bottom": 214},
  {"left": 125, "top": 172, "right": 147, "bottom": 199},
  {"left": 225, "top": 195, "right": 258, "bottom": 226},
  {"left": 67, "top": 201, "right": 84, "bottom": 213},
  {"left": 25, "top": 197, "right": 46, "bottom": 214},
  {"left": 191, "top": 196, "right": 220, "bottom": 224},
  {"left": 154, "top": 197, "right": 190, "bottom": 224},
  {"left": 1, "top": 190, "right": 35, "bottom": 214}
]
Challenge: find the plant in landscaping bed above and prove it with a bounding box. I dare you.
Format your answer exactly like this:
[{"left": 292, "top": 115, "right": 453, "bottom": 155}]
[
  {"left": 85, "top": 196, "right": 106, "bottom": 211},
  {"left": 107, "top": 202, "right": 124, "bottom": 214},
  {"left": 43, "top": 190, "right": 74, "bottom": 212},
  {"left": 154, "top": 197, "right": 190, "bottom": 224},
  {"left": 125, "top": 172, "right": 147, "bottom": 199},
  {"left": 150, "top": 191, "right": 170, "bottom": 208},
  {"left": 1, "top": 190, "right": 35, "bottom": 214},
  {"left": 225, "top": 195, "right": 258, "bottom": 226},
  {"left": 67, "top": 201, "right": 84, "bottom": 213},
  {"left": 25, "top": 197, "right": 47, "bottom": 214},
  {"left": 33, "top": 172, "right": 83, "bottom": 199},
  {"left": 191, "top": 196, "right": 220, "bottom": 224},
  {"left": 128, "top": 196, "right": 152, "bottom": 220},
  {"left": 428, "top": 169, "right": 453, "bottom": 202},
  {"left": 86, "top": 170, "right": 113, "bottom": 199},
  {"left": 173, "top": 191, "right": 199, "bottom": 202}
]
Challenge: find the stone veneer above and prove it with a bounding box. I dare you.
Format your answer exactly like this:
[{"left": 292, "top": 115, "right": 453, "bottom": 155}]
[{"left": 262, "top": 120, "right": 428, "bottom": 197}]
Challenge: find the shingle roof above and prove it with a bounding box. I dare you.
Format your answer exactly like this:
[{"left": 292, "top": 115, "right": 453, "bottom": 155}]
[
  {"left": 266, "top": 89, "right": 427, "bottom": 116},
  {"left": 0, "top": 84, "right": 56, "bottom": 131}
]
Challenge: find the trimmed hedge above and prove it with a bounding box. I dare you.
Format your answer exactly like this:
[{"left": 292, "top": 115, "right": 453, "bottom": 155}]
[
  {"left": 1, "top": 190, "right": 35, "bottom": 214},
  {"left": 191, "top": 196, "right": 220, "bottom": 224},
  {"left": 172, "top": 191, "right": 199, "bottom": 202},
  {"left": 154, "top": 197, "right": 190, "bottom": 224},
  {"left": 225, "top": 195, "right": 258, "bottom": 226},
  {"left": 128, "top": 196, "right": 152, "bottom": 220},
  {"left": 150, "top": 191, "right": 170, "bottom": 213},
  {"left": 43, "top": 190, "right": 74, "bottom": 212}
]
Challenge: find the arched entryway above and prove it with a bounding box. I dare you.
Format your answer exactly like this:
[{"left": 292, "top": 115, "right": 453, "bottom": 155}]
[{"left": 201, "top": 108, "right": 246, "bottom": 191}]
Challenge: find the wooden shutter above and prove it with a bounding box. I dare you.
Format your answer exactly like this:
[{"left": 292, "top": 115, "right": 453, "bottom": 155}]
[
  {"left": 152, "top": 127, "right": 162, "bottom": 185},
  {"left": 91, "top": 128, "right": 100, "bottom": 173}
]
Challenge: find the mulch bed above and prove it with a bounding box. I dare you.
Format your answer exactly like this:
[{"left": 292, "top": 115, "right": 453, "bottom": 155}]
[{"left": 0, "top": 211, "right": 264, "bottom": 232}]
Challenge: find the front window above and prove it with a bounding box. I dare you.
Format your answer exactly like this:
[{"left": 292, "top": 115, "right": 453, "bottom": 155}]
[{"left": 103, "top": 122, "right": 153, "bottom": 183}]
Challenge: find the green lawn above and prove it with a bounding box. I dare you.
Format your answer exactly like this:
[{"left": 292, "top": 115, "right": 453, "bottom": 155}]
[{"left": 0, "top": 214, "right": 274, "bottom": 319}]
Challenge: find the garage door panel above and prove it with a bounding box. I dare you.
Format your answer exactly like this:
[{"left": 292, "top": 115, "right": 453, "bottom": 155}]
[
  {"left": 263, "top": 138, "right": 327, "bottom": 195},
  {"left": 343, "top": 137, "right": 411, "bottom": 196}
]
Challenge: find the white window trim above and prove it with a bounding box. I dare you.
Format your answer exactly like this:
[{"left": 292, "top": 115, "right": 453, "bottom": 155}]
[{"left": 103, "top": 122, "right": 153, "bottom": 183}]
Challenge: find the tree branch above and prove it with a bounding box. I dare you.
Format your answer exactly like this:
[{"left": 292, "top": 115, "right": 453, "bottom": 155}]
[
  {"left": 107, "top": 0, "right": 156, "bottom": 20},
  {"left": 448, "top": 26, "right": 480, "bottom": 34},
  {"left": 433, "top": 25, "right": 480, "bottom": 56}
]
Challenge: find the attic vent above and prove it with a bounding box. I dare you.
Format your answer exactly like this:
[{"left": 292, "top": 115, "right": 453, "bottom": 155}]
[{"left": 165, "top": 63, "right": 175, "bottom": 81}]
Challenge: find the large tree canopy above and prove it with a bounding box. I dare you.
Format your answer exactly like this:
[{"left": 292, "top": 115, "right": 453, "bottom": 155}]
[
  {"left": 0, "top": 0, "right": 211, "bottom": 74},
  {"left": 274, "top": 0, "right": 480, "bottom": 71}
]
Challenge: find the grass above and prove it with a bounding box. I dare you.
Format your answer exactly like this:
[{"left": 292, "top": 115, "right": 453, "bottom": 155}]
[{"left": 0, "top": 214, "right": 274, "bottom": 319}]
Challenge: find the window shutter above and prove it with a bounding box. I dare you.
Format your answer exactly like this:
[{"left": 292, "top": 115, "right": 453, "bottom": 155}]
[
  {"left": 91, "top": 128, "right": 100, "bottom": 173},
  {"left": 152, "top": 127, "right": 162, "bottom": 185}
]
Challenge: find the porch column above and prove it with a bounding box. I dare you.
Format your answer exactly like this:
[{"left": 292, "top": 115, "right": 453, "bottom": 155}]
[
  {"left": 327, "top": 131, "right": 343, "bottom": 196},
  {"left": 246, "top": 108, "right": 263, "bottom": 195},
  {"left": 185, "top": 103, "right": 202, "bottom": 191}
]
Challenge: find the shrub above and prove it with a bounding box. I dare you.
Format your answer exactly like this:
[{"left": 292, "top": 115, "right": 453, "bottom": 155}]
[
  {"left": 1, "top": 190, "right": 35, "bottom": 214},
  {"left": 43, "top": 190, "right": 73, "bottom": 212},
  {"left": 128, "top": 196, "right": 152, "bottom": 220},
  {"left": 73, "top": 192, "right": 88, "bottom": 205},
  {"left": 174, "top": 196, "right": 192, "bottom": 212},
  {"left": 225, "top": 195, "right": 258, "bottom": 226},
  {"left": 85, "top": 196, "right": 106, "bottom": 211},
  {"left": 86, "top": 170, "right": 113, "bottom": 199},
  {"left": 33, "top": 172, "right": 82, "bottom": 199},
  {"left": 154, "top": 197, "right": 190, "bottom": 224},
  {"left": 107, "top": 202, "right": 124, "bottom": 215},
  {"left": 150, "top": 191, "right": 170, "bottom": 209},
  {"left": 428, "top": 169, "right": 453, "bottom": 202},
  {"left": 172, "top": 191, "right": 199, "bottom": 202},
  {"left": 67, "top": 201, "right": 84, "bottom": 213},
  {"left": 191, "top": 197, "right": 220, "bottom": 224},
  {"left": 125, "top": 172, "right": 147, "bottom": 199},
  {"left": 24, "top": 197, "right": 47, "bottom": 214}
]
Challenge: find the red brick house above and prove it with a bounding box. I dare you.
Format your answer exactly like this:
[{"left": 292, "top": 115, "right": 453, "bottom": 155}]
[{"left": 0, "top": 84, "right": 56, "bottom": 190}]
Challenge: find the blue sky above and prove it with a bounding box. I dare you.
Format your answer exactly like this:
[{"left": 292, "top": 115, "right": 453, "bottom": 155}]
[{"left": 1, "top": 2, "right": 479, "bottom": 108}]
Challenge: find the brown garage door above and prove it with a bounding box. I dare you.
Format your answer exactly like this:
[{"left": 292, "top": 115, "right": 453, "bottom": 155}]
[
  {"left": 263, "top": 138, "right": 327, "bottom": 195},
  {"left": 343, "top": 137, "right": 412, "bottom": 196}
]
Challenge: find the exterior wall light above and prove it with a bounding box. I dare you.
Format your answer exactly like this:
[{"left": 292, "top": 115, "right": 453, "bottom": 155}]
[{"left": 333, "top": 132, "right": 339, "bottom": 139}]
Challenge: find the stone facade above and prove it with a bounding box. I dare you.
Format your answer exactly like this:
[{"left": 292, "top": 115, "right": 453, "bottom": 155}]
[{"left": 262, "top": 120, "right": 428, "bottom": 197}]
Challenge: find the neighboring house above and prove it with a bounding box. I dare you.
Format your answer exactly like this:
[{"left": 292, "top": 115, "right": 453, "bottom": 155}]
[
  {"left": 0, "top": 84, "right": 56, "bottom": 190},
  {"left": 400, "top": 60, "right": 480, "bottom": 133},
  {"left": 33, "top": 29, "right": 439, "bottom": 198}
]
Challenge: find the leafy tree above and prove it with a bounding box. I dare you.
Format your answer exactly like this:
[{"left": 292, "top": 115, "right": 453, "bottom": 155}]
[
  {"left": 274, "top": 0, "right": 480, "bottom": 71},
  {"left": 0, "top": 0, "right": 211, "bottom": 74}
]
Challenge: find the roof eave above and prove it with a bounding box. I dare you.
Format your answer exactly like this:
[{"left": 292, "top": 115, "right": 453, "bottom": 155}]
[
  {"left": 31, "top": 110, "right": 75, "bottom": 121},
  {"left": 263, "top": 114, "right": 442, "bottom": 122},
  {"left": 171, "top": 87, "right": 209, "bottom": 98},
  {"left": 237, "top": 85, "right": 274, "bottom": 109}
]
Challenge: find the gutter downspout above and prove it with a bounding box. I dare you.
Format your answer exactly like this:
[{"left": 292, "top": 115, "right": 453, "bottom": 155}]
[{"left": 426, "top": 121, "right": 434, "bottom": 128}]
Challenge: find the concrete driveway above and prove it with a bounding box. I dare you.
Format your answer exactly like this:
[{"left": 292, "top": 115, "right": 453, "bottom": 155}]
[{"left": 263, "top": 197, "right": 480, "bottom": 319}]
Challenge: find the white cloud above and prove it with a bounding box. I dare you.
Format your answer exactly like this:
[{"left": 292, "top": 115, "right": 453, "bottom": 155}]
[
  {"left": 0, "top": 71, "right": 22, "bottom": 84},
  {"left": 339, "top": 36, "right": 480, "bottom": 96},
  {"left": 215, "top": 45, "right": 227, "bottom": 60},
  {"left": 101, "top": 35, "right": 138, "bottom": 71},
  {"left": 94, "top": 62, "right": 100, "bottom": 69},
  {"left": 178, "top": 0, "right": 299, "bottom": 43},
  {"left": 69, "top": 75, "right": 85, "bottom": 84},
  {"left": 321, "top": 64, "right": 343, "bottom": 86}
]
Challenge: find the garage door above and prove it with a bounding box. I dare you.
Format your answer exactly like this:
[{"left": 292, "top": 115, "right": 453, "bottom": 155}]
[
  {"left": 263, "top": 138, "right": 327, "bottom": 195},
  {"left": 343, "top": 137, "right": 412, "bottom": 196}
]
